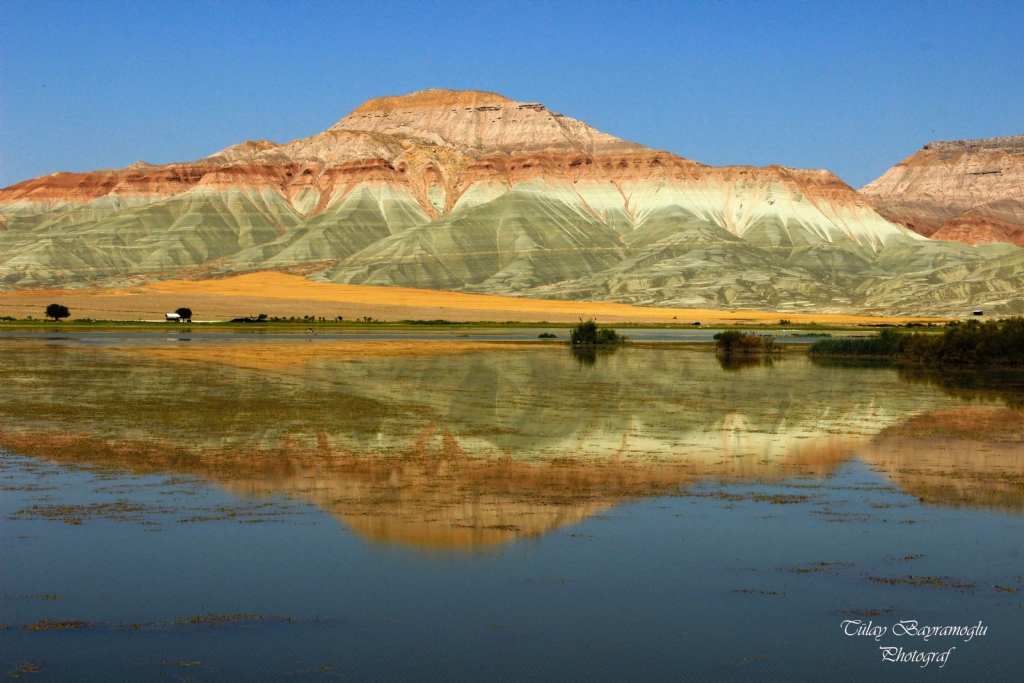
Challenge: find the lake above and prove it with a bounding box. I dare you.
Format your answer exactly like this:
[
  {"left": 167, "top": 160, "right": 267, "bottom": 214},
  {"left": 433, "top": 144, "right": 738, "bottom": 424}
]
[{"left": 1, "top": 339, "right": 1022, "bottom": 681}]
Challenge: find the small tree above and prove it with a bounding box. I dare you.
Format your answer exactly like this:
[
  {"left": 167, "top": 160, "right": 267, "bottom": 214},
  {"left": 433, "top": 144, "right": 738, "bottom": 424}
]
[
  {"left": 175, "top": 307, "right": 193, "bottom": 321},
  {"left": 45, "top": 303, "right": 70, "bottom": 321}
]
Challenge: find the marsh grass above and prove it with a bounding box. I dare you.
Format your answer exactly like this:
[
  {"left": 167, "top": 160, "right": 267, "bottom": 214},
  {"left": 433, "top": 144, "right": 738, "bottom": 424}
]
[{"left": 811, "top": 317, "right": 1024, "bottom": 365}]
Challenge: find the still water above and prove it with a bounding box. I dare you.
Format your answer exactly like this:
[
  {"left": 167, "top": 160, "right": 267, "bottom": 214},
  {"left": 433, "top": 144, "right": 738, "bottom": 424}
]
[{"left": 1, "top": 340, "right": 1022, "bottom": 681}]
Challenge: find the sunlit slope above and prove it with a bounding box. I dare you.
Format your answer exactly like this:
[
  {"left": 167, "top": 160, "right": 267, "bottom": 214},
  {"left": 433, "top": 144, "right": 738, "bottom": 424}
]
[
  {"left": 226, "top": 185, "right": 431, "bottom": 269},
  {"left": 329, "top": 180, "right": 629, "bottom": 290},
  {"left": 1, "top": 188, "right": 302, "bottom": 285}
]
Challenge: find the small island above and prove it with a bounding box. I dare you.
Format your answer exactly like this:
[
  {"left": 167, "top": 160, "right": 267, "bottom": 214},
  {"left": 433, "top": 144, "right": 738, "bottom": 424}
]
[
  {"left": 569, "top": 320, "right": 627, "bottom": 346},
  {"left": 713, "top": 330, "right": 780, "bottom": 355}
]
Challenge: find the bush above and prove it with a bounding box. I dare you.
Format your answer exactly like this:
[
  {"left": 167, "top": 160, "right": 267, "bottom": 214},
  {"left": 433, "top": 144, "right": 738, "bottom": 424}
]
[
  {"left": 45, "top": 303, "right": 70, "bottom": 321},
  {"left": 538, "top": 332, "right": 557, "bottom": 338},
  {"left": 569, "top": 320, "right": 626, "bottom": 345},
  {"left": 713, "top": 330, "right": 779, "bottom": 354},
  {"left": 900, "top": 317, "right": 1024, "bottom": 364},
  {"left": 810, "top": 318, "right": 1024, "bottom": 365},
  {"left": 175, "top": 307, "right": 193, "bottom": 321}
]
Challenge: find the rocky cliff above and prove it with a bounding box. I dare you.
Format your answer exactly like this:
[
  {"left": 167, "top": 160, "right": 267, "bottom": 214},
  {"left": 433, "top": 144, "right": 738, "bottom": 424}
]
[
  {"left": 862, "top": 135, "right": 1024, "bottom": 247},
  {"left": 2, "top": 90, "right": 1022, "bottom": 315}
]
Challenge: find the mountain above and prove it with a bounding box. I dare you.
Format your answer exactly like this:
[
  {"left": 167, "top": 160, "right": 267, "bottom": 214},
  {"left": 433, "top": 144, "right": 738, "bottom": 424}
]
[
  {"left": 2, "top": 89, "right": 1022, "bottom": 315},
  {"left": 862, "top": 135, "right": 1024, "bottom": 247}
]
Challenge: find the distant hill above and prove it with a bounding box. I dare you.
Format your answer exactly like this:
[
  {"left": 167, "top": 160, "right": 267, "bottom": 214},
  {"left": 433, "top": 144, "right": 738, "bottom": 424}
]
[
  {"left": 2, "top": 89, "right": 1022, "bottom": 315},
  {"left": 862, "top": 135, "right": 1024, "bottom": 247}
]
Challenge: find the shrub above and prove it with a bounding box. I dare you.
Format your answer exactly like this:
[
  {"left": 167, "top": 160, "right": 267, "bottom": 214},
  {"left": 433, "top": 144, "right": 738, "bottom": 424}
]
[
  {"left": 175, "top": 307, "right": 193, "bottom": 321},
  {"left": 538, "top": 332, "right": 557, "bottom": 339},
  {"left": 569, "top": 320, "right": 626, "bottom": 345},
  {"left": 45, "top": 303, "right": 70, "bottom": 321},
  {"left": 810, "top": 318, "right": 1024, "bottom": 365},
  {"left": 713, "top": 330, "right": 779, "bottom": 354}
]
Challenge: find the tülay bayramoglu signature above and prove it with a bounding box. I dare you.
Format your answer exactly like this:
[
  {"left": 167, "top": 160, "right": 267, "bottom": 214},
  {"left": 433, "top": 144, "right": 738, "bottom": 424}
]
[{"left": 841, "top": 620, "right": 988, "bottom": 669}]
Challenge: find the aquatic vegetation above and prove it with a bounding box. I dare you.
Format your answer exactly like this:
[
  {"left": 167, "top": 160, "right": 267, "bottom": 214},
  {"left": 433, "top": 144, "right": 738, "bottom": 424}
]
[
  {"left": 864, "top": 575, "right": 976, "bottom": 591},
  {"left": 569, "top": 320, "right": 626, "bottom": 346},
  {"left": 24, "top": 620, "right": 89, "bottom": 631},
  {"left": 713, "top": 330, "right": 779, "bottom": 355},
  {"left": 811, "top": 317, "right": 1024, "bottom": 365},
  {"left": 845, "top": 606, "right": 898, "bottom": 617},
  {"left": 809, "top": 328, "right": 902, "bottom": 357},
  {"left": 776, "top": 562, "right": 852, "bottom": 574},
  {"left": 8, "top": 661, "right": 42, "bottom": 678}
]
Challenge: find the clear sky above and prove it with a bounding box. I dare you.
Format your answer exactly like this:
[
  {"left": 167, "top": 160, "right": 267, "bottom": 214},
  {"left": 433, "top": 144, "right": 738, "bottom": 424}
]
[{"left": 1, "top": 1, "right": 1022, "bottom": 189}]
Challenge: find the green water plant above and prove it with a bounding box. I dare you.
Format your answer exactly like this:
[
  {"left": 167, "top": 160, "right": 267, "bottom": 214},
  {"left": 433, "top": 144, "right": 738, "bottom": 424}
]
[{"left": 809, "top": 328, "right": 901, "bottom": 357}]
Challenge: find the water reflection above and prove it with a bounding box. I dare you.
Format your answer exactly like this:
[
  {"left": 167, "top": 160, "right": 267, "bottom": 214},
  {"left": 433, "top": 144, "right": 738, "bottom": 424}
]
[
  {"left": 865, "top": 406, "right": 1024, "bottom": 512},
  {"left": 716, "top": 355, "right": 778, "bottom": 371},
  {"left": 568, "top": 344, "right": 621, "bottom": 367},
  {"left": 1, "top": 341, "right": 1022, "bottom": 546}
]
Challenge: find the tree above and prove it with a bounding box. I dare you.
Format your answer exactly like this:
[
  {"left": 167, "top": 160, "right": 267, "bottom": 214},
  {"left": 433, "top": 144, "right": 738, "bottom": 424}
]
[
  {"left": 175, "top": 307, "right": 193, "bottom": 321},
  {"left": 45, "top": 304, "right": 70, "bottom": 321}
]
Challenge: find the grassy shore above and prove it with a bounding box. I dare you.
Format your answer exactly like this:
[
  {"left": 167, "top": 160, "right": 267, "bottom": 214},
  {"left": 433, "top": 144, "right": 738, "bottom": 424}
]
[
  {"left": 0, "top": 318, "right": 920, "bottom": 335},
  {"left": 810, "top": 318, "right": 1024, "bottom": 365}
]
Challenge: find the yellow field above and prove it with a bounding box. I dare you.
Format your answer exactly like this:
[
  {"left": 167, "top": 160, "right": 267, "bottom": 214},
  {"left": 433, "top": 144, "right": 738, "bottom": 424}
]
[{"left": 1, "top": 272, "right": 944, "bottom": 325}]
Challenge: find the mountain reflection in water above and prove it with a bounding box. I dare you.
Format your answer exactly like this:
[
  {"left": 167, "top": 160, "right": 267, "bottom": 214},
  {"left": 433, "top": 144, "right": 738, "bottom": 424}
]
[{"left": 1, "top": 341, "right": 1022, "bottom": 547}]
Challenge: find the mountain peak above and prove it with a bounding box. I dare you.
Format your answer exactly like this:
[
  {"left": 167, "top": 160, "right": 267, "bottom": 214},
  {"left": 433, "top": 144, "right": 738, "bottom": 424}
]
[
  {"left": 922, "top": 135, "right": 1024, "bottom": 153},
  {"left": 331, "top": 88, "right": 645, "bottom": 157},
  {"left": 348, "top": 89, "right": 516, "bottom": 116}
]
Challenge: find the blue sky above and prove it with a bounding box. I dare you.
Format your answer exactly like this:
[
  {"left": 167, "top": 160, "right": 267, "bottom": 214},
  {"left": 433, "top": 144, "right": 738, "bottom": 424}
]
[{"left": 1, "top": 1, "right": 1022, "bottom": 189}]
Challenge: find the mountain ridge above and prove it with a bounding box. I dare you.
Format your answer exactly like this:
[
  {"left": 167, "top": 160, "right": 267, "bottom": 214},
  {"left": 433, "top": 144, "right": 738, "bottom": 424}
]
[{"left": 2, "top": 90, "right": 1022, "bottom": 315}]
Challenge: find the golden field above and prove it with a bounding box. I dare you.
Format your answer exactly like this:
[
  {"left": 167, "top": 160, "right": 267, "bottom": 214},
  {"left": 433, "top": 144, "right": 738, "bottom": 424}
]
[{"left": 1, "top": 272, "right": 945, "bottom": 325}]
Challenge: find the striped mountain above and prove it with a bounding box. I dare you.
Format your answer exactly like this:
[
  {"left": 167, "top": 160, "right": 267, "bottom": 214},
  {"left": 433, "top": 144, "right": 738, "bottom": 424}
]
[{"left": 2, "top": 90, "right": 1021, "bottom": 315}]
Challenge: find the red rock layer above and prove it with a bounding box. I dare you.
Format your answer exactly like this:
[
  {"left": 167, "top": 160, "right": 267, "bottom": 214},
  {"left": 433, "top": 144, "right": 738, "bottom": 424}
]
[
  {"left": 0, "top": 88, "right": 880, "bottom": 225},
  {"left": 862, "top": 135, "right": 1024, "bottom": 246}
]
